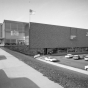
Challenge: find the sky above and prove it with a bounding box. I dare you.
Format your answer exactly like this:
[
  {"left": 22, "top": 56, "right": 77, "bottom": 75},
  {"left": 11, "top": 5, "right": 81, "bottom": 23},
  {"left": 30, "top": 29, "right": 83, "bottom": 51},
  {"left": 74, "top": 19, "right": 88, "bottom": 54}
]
[{"left": 0, "top": 0, "right": 88, "bottom": 29}]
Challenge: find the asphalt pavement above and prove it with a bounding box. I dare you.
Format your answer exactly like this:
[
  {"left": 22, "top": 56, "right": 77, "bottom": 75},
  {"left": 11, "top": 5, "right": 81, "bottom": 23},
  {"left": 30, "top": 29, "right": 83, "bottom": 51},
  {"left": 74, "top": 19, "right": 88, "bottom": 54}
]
[
  {"left": 52, "top": 55, "right": 88, "bottom": 70},
  {"left": 37, "top": 58, "right": 88, "bottom": 75}
]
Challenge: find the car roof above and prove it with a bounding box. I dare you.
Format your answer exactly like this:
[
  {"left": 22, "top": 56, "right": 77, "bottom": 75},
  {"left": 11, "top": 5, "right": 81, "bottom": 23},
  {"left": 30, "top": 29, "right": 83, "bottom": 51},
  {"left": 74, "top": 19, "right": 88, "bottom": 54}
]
[{"left": 74, "top": 55, "right": 79, "bottom": 56}]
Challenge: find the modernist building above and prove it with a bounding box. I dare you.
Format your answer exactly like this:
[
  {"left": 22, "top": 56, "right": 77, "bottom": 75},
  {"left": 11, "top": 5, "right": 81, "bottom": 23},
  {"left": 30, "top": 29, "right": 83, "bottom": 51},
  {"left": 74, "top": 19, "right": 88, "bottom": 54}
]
[{"left": 1, "top": 20, "right": 88, "bottom": 55}]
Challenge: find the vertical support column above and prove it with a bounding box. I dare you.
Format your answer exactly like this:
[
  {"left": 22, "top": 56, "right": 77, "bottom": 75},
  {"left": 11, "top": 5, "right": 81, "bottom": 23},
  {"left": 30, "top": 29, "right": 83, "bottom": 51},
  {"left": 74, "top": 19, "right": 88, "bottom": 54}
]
[
  {"left": 29, "top": 11, "right": 31, "bottom": 46},
  {"left": 2, "top": 23, "right": 5, "bottom": 39},
  {"left": 2, "top": 22, "right": 5, "bottom": 46},
  {"left": 16, "top": 23, "right": 18, "bottom": 44},
  {"left": 23, "top": 25, "right": 25, "bottom": 44},
  {"left": 10, "top": 23, "right": 12, "bottom": 45}
]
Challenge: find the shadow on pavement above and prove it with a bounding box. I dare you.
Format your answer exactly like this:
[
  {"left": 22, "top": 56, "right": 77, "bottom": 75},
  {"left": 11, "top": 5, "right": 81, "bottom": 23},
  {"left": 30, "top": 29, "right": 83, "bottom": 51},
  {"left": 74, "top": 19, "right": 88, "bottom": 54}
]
[
  {"left": 0, "top": 69, "right": 40, "bottom": 88},
  {"left": 0, "top": 55, "right": 7, "bottom": 60}
]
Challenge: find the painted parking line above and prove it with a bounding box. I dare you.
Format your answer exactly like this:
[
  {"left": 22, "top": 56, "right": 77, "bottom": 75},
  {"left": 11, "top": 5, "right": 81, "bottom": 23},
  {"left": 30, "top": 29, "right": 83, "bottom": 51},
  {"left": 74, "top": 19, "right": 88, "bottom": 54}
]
[{"left": 37, "top": 58, "right": 88, "bottom": 75}]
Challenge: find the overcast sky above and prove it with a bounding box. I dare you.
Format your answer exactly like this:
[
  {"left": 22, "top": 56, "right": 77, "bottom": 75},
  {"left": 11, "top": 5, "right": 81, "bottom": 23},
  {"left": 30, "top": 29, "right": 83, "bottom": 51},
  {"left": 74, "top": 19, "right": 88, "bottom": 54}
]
[{"left": 0, "top": 0, "right": 88, "bottom": 29}]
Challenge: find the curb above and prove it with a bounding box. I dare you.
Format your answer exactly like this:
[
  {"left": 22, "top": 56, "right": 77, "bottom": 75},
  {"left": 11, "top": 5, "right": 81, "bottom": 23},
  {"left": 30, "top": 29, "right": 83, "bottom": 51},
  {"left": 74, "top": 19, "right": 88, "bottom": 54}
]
[{"left": 37, "top": 58, "right": 88, "bottom": 75}]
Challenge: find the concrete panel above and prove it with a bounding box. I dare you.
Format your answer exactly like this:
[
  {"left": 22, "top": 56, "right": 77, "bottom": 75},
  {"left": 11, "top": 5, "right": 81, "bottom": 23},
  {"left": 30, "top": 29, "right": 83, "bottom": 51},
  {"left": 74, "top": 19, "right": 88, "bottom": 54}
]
[
  {"left": 25, "top": 24, "right": 29, "bottom": 36},
  {"left": 30, "top": 23, "right": 72, "bottom": 48},
  {"left": 0, "top": 24, "right": 2, "bottom": 38},
  {"left": 29, "top": 23, "right": 88, "bottom": 48},
  {"left": 77, "top": 29, "right": 88, "bottom": 47}
]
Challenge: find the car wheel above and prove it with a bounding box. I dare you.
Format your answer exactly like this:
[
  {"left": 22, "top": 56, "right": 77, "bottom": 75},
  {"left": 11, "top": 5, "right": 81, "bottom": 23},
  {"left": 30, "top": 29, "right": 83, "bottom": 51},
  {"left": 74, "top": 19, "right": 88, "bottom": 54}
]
[{"left": 86, "top": 68, "right": 88, "bottom": 71}]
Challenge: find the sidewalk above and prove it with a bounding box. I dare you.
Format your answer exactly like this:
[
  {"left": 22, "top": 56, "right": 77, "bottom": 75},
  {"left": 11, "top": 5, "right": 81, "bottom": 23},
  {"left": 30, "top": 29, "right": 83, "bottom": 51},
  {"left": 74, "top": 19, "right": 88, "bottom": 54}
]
[{"left": 0, "top": 48, "right": 63, "bottom": 88}]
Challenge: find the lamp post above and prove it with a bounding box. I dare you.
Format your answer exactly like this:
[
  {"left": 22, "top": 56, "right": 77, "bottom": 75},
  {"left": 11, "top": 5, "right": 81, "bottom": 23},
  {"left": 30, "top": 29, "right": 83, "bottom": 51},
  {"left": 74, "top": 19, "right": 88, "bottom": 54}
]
[
  {"left": 28, "top": 9, "right": 35, "bottom": 47},
  {"left": 29, "top": 9, "right": 31, "bottom": 46}
]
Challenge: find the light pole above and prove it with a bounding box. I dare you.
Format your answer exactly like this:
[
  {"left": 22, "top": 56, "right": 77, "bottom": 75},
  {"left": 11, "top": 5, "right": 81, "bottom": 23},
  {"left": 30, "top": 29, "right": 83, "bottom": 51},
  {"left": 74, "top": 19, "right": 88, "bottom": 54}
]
[
  {"left": 29, "top": 9, "right": 31, "bottom": 46},
  {"left": 28, "top": 9, "right": 35, "bottom": 47}
]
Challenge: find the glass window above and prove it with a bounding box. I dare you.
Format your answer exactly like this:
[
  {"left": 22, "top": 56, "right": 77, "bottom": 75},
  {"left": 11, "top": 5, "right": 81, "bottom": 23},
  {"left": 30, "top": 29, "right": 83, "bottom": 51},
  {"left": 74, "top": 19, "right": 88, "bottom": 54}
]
[
  {"left": 11, "top": 23, "right": 17, "bottom": 31},
  {"left": 5, "top": 23, "right": 11, "bottom": 31}
]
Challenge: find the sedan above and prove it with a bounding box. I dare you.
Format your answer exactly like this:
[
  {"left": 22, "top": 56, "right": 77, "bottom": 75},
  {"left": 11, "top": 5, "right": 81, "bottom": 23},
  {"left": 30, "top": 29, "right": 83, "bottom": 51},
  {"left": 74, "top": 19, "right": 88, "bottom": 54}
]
[
  {"left": 36, "top": 56, "right": 46, "bottom": 59},
  {"left": 84, "top": 55, "right": 88, "bottom": 61},
  {"left": 44, "top": 56, "right": 58, "bottom": 62},
  {"left": 65, "top": 54, "right": 73, "bottom": 58},
  {"left": 85, "top": 65, "right": 88, "bottom": 70},
  {"left": 34, "top": 54, "right": 40, "bottom": 58},
  {"left": 79, "top": 55, "right": 85, "bottom": 59},
  {"left": 73, "top": 55, "right": 80, "bottom": 60}
]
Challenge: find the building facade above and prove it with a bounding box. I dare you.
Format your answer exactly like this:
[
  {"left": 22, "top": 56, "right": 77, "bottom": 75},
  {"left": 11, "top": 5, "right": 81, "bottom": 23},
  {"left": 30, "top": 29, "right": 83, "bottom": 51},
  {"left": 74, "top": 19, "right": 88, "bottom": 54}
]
[
  {"left": 1, "top": 20, "right": 88, "bottom": 55},
  {"left": 29, "top": 22, "right": 88, "bottom": 55},
  {"left": 3, "top": 20, "right": 28, "bottom": 45}
]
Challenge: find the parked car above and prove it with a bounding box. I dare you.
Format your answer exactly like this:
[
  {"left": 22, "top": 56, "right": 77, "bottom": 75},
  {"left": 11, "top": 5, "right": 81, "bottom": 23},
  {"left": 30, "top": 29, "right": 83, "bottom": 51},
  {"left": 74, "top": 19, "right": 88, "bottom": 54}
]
[
  {"left": 79, "top": 55, "right": 85, "bottom": 59},
  {"left": 84, "top": 65, "right": 88, "bottom": 70},
  {"left": 84, "top": 55, "right": 88, "bottom": 61},
  {"left": 37, "top": 56, "right": 46, "bottom": 59},
  {"left": 44, "top": 56, "right": 59, "bottom": 62},
  {"left": 73, "top": 55, "right": 80, "bottom": 60},
  {"left": 34, "top": 54, "right": 40, "bottom": 58},
  {"left": 65, "top": 54, "right": 73, "bottom": 58}
]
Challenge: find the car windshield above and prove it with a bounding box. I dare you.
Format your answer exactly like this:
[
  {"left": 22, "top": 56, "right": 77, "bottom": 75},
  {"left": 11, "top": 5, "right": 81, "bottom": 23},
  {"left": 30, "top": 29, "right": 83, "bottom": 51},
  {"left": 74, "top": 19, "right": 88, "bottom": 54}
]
[
  {"left": 74, "top": 55, "right": 78, "bottom": 56},
  {"left": 74, "top": 56, "right": 78, "bottom": 57},
  {"left": 48, "top": 57, "right": 53, "bottom": 59},
  {"left": 68, "top": 54, "right": 72, "bottom": 55}
]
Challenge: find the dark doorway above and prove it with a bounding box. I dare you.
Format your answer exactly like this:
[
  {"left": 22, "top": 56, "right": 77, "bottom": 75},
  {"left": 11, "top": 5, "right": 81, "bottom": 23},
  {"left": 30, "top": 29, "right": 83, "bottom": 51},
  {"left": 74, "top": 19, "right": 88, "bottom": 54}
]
[{"left": 44, "top": 48, "right": 47, "bottom": 55}]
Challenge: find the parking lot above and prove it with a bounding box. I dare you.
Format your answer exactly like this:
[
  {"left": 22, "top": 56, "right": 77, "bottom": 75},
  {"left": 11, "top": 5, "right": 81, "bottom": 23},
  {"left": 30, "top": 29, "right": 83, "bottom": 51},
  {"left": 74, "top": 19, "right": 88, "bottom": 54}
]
[{"left": 49, "top": 54, "right": 88, "bottom": 70}]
